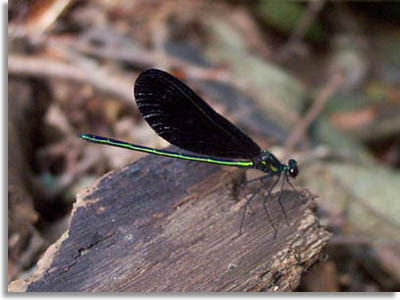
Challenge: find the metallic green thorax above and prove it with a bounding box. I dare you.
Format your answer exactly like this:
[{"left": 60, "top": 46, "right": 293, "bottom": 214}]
[
  {"left": 251, "top": 150, "right": 283, "bottom": 175},
  {"left": 251, "top": 151, "right": 298, "bottom": 178}
]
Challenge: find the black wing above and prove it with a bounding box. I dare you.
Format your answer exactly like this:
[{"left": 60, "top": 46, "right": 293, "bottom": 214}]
[{"left": 134, "top": 69, "right": 261, "bottom": 159}]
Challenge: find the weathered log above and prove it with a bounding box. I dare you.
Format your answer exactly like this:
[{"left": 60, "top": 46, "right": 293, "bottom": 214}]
[{"left": 9, "top": 150, "right": 331, "bottom": 292}]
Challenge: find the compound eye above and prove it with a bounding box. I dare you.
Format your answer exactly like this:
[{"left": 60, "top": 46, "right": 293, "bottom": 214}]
[
  {"left": 289, "top": 167, "right": 298, "bottom": 178},
  {"left": 287, "top": 159, "right": 298, "bottom": 178}
]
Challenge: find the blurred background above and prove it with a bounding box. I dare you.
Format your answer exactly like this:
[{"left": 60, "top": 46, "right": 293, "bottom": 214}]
[{"left": 8, "top": 0, "right": 400, "bottom": 291}]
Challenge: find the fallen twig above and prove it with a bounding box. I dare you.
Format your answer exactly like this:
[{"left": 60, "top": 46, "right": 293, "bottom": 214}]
[{"left": 284, "top": 71, "right": 344, "bottom": 157}]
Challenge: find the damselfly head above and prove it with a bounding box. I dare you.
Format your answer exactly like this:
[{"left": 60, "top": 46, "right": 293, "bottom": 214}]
[{"left": 287, "top": 159, "right": 298, "bottom": 178}]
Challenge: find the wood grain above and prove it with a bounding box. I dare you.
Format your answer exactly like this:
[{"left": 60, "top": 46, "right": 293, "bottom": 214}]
[{"left": 9, "top": 149, "right": 331, "bottom": 292}]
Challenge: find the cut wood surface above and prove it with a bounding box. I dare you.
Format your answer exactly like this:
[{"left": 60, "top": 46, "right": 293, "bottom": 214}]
[{"left": 9, "top": 149, "right": 331, "bottom": 292}]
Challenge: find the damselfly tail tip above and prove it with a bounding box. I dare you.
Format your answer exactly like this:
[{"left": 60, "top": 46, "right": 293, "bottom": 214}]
[{"left": 79, "top": 133, "right": 91, "bottom": 140}]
